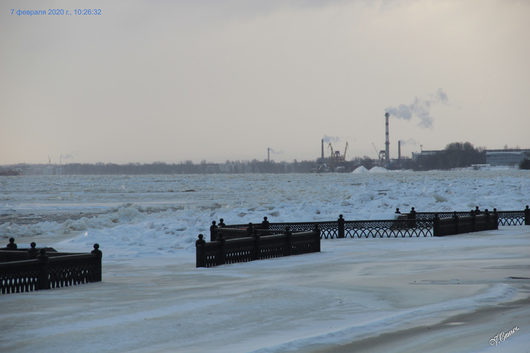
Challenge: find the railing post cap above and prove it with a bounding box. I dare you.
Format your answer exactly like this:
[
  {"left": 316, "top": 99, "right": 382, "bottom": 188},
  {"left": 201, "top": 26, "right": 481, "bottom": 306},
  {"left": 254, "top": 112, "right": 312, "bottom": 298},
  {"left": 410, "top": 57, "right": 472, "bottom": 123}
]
[
  {"left": 7, "top": 237, "right": 17, "bottom": 249},
  {"left": 91, "top": 243, "right": 102, "bottom": 256},
  {"left": 196, "top": 234, "right": 206, "bottom": 246}
]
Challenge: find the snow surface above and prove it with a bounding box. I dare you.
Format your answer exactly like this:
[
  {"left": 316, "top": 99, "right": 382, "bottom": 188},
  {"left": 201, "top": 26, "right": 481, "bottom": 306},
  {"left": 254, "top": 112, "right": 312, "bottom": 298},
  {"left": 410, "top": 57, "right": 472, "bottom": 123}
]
[
  {"left": 351, "top": 166, "right": 368, "bottom": 174},
  {"left": 368, "top": 166, "right": 388, "bottom": 173},
  {"left": 1, "top": 169, "right": 529, "bottom": 352}
]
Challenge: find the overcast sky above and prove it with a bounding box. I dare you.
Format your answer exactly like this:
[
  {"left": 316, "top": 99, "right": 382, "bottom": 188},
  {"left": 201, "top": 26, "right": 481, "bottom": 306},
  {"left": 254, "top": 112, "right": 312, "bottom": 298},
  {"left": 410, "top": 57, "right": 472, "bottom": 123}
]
[{"left": 1, "top": 0, "right": 529, "bottom": 164}]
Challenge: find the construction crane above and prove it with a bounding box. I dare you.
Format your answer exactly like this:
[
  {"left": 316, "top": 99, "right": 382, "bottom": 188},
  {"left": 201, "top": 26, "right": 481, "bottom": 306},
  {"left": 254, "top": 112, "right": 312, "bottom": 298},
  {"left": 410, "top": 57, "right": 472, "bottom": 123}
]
[
  {"left": 328, "top": 142, "right": 348, "bottom": 162},
  {"left": 328, "top": 143, "right": 334, "bottom": 158},
  {"left": 372, "top": 142, "right": 386, "bottom": 161},
  {"left": 318, "top": 140, "right": 349, "bottom": 172}
]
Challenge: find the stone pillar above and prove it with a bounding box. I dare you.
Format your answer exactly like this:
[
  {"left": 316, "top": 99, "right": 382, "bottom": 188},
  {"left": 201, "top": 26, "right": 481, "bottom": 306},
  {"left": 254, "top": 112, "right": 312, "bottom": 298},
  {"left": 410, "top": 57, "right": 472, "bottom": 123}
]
[
  {"left": 196, "top": 234, "right": 206, "bottom": 268},
  {"left": 338, "top": 215, "right": 345, "bottom": 239},
  {"left": 91, "top": 243, "right": 103, "bottom": 282},
  {"left": 37, "top": 249, "right": 50, "bottom": 290},
  {"left": 216, "top": 233, "right": 225, "bottom": 266},
  {"left": 210, "top": 221, "right": 218, "bottom": 242},
  {"left": 284, "top": 226, "right": 292, "bottom": 256}
]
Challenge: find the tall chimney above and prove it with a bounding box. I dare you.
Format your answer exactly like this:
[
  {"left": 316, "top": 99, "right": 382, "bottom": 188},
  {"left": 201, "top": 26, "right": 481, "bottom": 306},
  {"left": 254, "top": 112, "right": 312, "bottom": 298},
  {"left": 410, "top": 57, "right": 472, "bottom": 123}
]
[
  {"left": 385, "top": 112, "right": 390, "bottom": 165},
  {"left": 398, "top": 140, "right": 401, "bottom": 161},
  {"left": 321, "top": 139, "right": 324, "bottom": 161}
]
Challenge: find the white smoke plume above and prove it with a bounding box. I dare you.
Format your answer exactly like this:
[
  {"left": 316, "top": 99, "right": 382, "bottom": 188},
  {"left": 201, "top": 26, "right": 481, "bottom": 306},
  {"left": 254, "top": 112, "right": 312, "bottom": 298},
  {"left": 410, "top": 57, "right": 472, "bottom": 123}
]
[
  {"left": 400, "top": 138, "right": 418, "bottom": 146},
  {"left": 386, "top": 89, "right": 448, "bottom": 128},
  {"left": 322, "top": 135, "right": 340, "bottom": 143}
]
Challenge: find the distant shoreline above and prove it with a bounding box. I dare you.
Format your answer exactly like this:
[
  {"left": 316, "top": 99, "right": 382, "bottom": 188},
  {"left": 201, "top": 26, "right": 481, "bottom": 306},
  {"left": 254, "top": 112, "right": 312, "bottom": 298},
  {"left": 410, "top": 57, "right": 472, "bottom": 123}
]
[{"left": 0, "top": 162, "right": 526, "bottom": 176}]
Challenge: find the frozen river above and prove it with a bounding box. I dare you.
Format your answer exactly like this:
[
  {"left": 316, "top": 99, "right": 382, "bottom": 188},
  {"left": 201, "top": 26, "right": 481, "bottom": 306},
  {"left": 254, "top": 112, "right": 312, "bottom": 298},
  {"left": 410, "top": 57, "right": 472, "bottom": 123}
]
[
  {"left": 1, "top": 169, "right": 529, "bottom": 352},
  {"left": 1, "top": 169, "right": 528, "bottom": 254}
]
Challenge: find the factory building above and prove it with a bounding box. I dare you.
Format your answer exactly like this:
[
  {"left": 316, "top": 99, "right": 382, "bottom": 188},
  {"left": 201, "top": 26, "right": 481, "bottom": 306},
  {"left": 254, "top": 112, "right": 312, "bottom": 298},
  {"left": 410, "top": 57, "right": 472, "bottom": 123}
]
[{"left": 485, "top": 149, "right": 530, "bottom": 166}]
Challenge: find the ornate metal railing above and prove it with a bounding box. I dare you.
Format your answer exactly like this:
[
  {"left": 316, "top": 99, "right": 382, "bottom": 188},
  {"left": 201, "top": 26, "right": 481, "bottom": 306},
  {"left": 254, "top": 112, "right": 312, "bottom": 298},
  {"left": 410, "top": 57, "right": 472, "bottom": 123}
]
[
  {"left": 344, "top": 219, "right": 434, "bottom": 238},
  {"left": 268, "top": 221, "right": 338, "bottom": 239},
  {"left": 495, "top": 210, "right": 527, "bottom": 226},
  {"left": 218, "top": 206, "right": 528, "bottom": 241},
  {"left": 433, "top": 213, "right": 498, "bottom": 236},
  {"left": 412, "top": 206, "right": 529, "bottom": 226},
  {"left": 219, "top": 219, "right": 433, "bottom": 239},
  {"left": 196, "top": 230, "right": 320, "bottom": 268},
  {"left": 0, "top": 243, "right": 102, "bottom": 295}
]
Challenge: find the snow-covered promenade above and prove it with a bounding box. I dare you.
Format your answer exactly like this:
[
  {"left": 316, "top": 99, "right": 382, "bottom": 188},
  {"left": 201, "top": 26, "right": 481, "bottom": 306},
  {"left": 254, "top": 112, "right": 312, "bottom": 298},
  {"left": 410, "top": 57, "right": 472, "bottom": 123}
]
[{"left": 2, "top": 226, "right": 529, "bottom": 353}]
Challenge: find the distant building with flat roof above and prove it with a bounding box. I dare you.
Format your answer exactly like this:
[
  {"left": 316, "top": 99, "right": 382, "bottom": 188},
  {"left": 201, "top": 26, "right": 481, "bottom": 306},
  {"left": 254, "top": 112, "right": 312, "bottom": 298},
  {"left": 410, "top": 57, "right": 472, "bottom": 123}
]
[
  {"left": 412, "top": 148, "right": 530, "bottom": 167},
  {"left": 411, "top": 150, "right": 440, "bottom": 161},
  {"left": 485, "top": 149, "right": 530, "bottom": 166}
]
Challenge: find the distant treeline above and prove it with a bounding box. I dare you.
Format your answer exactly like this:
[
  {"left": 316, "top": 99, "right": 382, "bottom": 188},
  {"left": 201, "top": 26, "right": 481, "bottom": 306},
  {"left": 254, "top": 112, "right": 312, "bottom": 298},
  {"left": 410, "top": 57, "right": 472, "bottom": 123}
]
[
  {"left": 6, "top": 160, "right": 322, "bottom": 175},
  {"left": 2, "top": 142, "right": 527, "bottom": 175},
  {"left": 413, "top": 142, "right": 486, "bottom": 170}
]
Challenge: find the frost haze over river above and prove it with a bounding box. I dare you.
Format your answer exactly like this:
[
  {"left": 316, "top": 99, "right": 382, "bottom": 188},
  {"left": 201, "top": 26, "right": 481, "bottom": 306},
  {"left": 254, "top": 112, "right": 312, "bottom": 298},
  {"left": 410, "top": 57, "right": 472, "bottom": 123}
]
[{"left": 1, "top": 169, "right": 529, "bottom": 353}]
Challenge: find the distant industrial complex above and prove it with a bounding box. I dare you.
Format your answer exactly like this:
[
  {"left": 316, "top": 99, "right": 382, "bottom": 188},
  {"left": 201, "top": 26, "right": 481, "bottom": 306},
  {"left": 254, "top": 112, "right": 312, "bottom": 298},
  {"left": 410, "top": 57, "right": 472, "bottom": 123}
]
[
  {"left": 1, "top": 111, "right": 529, "bottom": 175},
  {"left": 313, "top": 112, "right": 529, "bottom": 172}
]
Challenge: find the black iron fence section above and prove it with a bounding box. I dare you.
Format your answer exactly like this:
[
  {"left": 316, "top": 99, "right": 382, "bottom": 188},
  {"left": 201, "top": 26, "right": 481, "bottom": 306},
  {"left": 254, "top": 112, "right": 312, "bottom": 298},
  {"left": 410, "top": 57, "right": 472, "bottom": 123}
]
[
  {"left": 212, "top": 226, "right": 280, "bottom": 242},
  {"left": 221, "top": 217, "right": 433, "bottom": 239},
  {"left": 269, "top": 221, "right": 338, "bottom": 239},
  {"left": 0, "top": 243, "right": 102, "bottom": 294},
  {"left": 344, "top": 219, "right": 434, "bottom": 238},
  {"left": 219, "top": 206, "right": 528, "bottom": 241},
  {"left": 196, "top": 229, "right": 320, "bottom": 268},
  {"left": 411, "top": 206, "right": 529, "bottom": 226},
  {"left": 496, "top": 209, "right": 528, "bottom": 226},
  {"left": 216, "top": 221, "right": 337, "bottom": 240},
  {"left": 433, "top": 213, "right": 498, "bottom": 236}
]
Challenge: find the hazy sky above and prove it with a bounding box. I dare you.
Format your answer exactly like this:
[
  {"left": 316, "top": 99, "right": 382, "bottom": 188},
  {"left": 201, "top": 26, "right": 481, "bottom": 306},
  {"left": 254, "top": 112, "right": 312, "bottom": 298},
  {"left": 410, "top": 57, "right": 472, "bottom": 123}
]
[{"left": 1, "top": 0, "right": 529, "bottom": 164}]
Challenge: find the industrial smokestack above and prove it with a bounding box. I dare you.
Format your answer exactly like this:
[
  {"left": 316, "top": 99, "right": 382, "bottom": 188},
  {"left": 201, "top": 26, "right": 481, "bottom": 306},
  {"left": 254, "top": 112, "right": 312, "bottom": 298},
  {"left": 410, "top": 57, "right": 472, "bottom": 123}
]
[
  {"left": 398, "top": 140, "right": 401, "bottom": 161},
  {"left": 385, "top": 112, "right": 390, "bottom": 165},
  {"left": 321, "top": 139, "right": 324, "bottom": 160}
]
